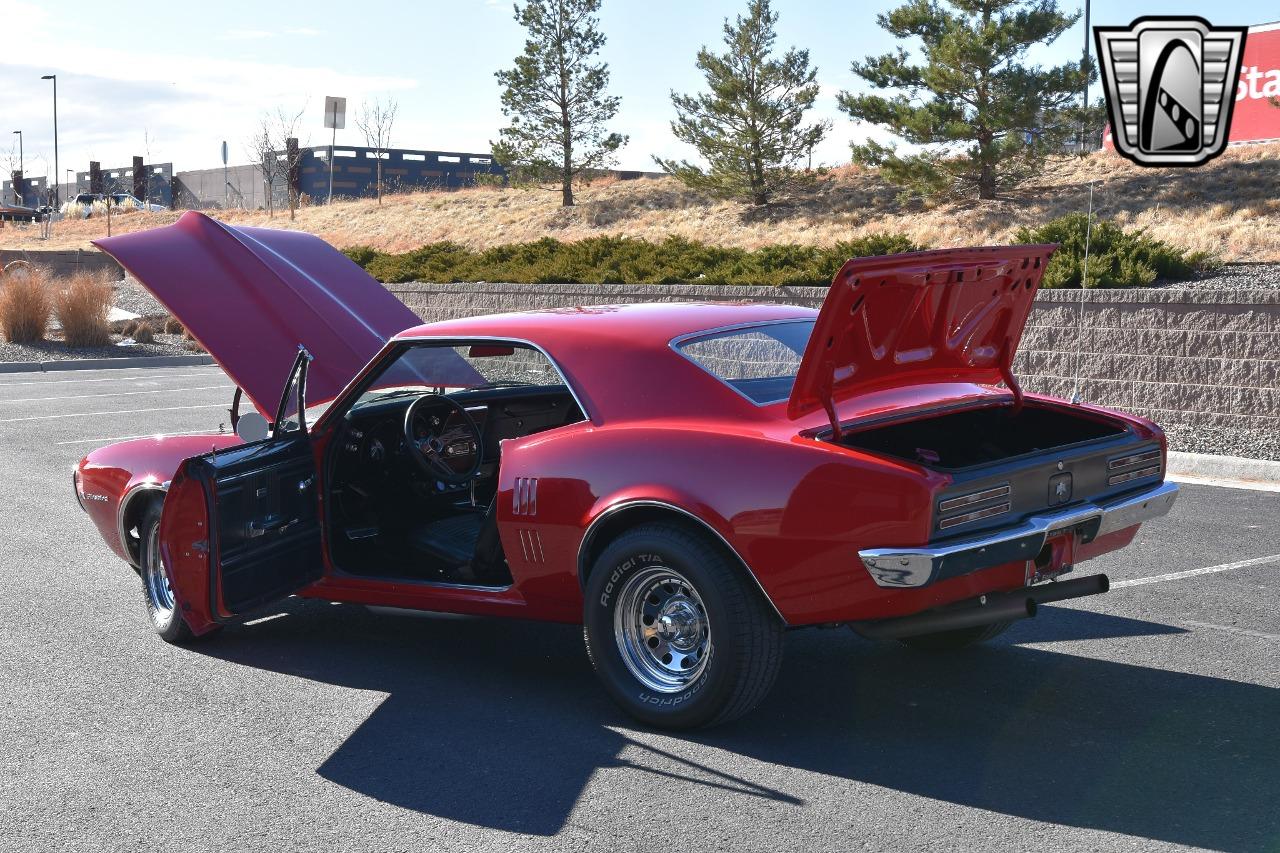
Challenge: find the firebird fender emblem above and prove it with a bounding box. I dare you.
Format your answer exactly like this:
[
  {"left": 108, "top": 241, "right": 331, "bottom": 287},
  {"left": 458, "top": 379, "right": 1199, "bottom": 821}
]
[{"left": 80, "top": 491, "right": 109, "bottom": 503}]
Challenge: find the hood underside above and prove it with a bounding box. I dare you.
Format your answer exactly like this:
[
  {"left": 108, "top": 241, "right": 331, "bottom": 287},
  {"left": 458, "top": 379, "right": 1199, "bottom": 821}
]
[
  {"left": 95, "top": 211, "right": 422, "bottom": 415},
  {"left": 788, "top": 244, "right": 1057, "bottom": 423}
]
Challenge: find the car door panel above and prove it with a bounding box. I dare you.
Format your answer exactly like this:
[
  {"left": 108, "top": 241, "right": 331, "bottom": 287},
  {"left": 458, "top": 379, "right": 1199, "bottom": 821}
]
[{"left": 193, "top": 435, "right": 323, "bottom": 617}]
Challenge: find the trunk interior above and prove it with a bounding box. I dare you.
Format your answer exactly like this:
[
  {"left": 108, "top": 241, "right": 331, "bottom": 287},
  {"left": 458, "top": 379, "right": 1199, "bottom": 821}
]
[{"left": 842, "top": 402, "right": 1128, "bottom": 471}]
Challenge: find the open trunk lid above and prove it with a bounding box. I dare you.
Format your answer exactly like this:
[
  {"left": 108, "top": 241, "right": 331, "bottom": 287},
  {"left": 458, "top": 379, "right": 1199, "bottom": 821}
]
[
  {"left": 94, "top": 211, "right": 422, "bottom": 416},
  {"left": 788, "top": 245, "right": 1057, "bottom": 430}
]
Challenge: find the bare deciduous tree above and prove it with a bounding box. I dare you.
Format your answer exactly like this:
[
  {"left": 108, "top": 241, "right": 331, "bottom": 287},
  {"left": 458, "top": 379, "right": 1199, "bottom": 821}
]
[
  {"left": 245, "top": 120, "right": 281, "bottom": 218},
  {"left": 244, "top": 104, "right": 308, "bottom": 219},
  {"left": 2, "top": 141, "right": 20, "bottom": 206},
  {"left": 355, "top": 97, "right": 398, "bottom": 204}
]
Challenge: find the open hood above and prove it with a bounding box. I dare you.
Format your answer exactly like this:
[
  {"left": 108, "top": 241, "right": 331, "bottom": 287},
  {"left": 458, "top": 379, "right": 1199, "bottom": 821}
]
[
  {"left": 788, "top": 245, "right": 1057, "bottom": 430},
  {"left": 95, "top": 212, "right": 422, "bottom": 415}
]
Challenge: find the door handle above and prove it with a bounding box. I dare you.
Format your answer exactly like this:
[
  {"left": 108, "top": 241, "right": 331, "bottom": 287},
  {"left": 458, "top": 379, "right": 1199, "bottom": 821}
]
[{"left": 247, "top": 515, "right": 299, "bottom": 537}]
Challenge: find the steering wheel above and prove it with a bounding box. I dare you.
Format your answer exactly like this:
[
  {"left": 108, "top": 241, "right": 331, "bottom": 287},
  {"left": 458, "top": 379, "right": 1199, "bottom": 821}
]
[{"left": 403, "top": 394, "right": 484, "bottom": 485}]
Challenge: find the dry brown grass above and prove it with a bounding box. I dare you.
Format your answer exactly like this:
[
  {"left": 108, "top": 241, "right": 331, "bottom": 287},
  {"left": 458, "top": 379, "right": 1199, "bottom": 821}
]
[
  {"left": 7, "top": 144, "right": 1280, "bottom": 260},
  {"left": 53, "top": 272, "right": 113, "bottom": 347},
  {"left": 0, "top": 264, "right": 52, "bottom": 343},
  {"left": 131, "top": 321, "right": 154, "bottom": 344}
]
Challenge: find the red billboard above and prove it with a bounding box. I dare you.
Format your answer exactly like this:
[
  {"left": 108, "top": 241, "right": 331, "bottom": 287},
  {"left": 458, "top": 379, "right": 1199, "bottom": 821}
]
[{"left": 1104, "top": 20, "right": 1280, "bottom": 150}]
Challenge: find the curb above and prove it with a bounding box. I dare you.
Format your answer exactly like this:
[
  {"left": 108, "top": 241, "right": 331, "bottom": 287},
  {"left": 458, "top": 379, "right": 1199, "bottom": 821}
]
[
  {"left": 0, "top": 355, "right": 215, "bottom": 374},
  {"left": 1167, "top": 451, "right": 1280, "bottom": 492}
]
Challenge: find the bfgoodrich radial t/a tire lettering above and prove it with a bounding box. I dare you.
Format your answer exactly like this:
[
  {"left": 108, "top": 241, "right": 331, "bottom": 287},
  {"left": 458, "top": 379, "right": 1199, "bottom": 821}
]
[{"left": 583, "top": 523, "right": 783, "bottom": 729}]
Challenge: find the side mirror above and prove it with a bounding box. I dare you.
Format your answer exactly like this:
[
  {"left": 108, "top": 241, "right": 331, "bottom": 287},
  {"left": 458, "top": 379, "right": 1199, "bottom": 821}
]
[{"left": 235, "top": 411, "right": 270, "bottom": 443}]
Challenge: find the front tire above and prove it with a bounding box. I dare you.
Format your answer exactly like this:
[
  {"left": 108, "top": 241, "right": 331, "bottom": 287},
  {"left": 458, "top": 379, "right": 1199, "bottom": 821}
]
[
  {"left": 583, "top": 523, "right": 783, "bottom": 729},
  {"left": 139, "top": 505, "right": 196, "bottom": 644}
]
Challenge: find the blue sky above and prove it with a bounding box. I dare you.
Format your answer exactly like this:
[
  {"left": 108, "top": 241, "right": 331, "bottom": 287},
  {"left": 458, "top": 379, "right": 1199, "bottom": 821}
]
[{"left": 2, "top": 0, "right": 1277, "bottom": 179}]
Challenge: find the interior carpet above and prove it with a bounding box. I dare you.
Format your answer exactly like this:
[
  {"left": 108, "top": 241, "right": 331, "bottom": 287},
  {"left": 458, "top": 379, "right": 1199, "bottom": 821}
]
[{"left": 409, "top": 513, "right": 484, "bottom": 566}]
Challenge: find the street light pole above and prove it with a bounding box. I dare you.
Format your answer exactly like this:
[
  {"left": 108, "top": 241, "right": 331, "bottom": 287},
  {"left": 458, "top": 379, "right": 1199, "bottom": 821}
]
[
  {"left": 41, "top": 75, "right": 58, "bottom": 207},
  {"left": 1081, "top": 0, "right": 1091, "bottom": 154},
  {"left": 10, "top": 130, "right": 21, "bottom": 205}
]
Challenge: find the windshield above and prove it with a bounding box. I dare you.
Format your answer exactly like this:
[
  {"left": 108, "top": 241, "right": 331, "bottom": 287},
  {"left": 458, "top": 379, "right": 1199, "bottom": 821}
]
[
  {"left": 350, "top": 342, "right": 568, "bottom": 412},
  {"left": 676, "top": 320, "right": 815, "bottom": 405}
]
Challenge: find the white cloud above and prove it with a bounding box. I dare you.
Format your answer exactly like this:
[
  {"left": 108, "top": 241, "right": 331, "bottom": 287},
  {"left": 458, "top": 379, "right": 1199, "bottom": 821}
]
[
  {"left": 0, "top": 1, "right": 417, "bottom": 176},
  {"left": 285, "top": 27, "right": 323, "bottom": 37}
]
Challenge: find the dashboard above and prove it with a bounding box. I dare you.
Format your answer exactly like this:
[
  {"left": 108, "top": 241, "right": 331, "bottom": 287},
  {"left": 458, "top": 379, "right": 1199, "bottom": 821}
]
[{"left": 329, "top": 385, "right": 583, "bottom": 515}]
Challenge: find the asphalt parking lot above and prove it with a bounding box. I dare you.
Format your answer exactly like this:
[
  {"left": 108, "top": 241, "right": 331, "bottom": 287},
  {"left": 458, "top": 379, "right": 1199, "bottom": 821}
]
[{"left": 1, "top": 363, "right": 1276, "bottom": 852}]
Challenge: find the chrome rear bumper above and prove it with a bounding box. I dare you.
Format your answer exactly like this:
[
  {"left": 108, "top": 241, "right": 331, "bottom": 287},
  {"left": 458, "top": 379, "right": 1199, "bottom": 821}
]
[{"left": 859, "top": 481, "right": 1180, "bottom": 589}]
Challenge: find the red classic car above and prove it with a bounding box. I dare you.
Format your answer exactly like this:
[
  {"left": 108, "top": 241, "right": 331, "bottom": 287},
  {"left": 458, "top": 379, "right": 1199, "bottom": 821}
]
[{"left": 75, "top": 211, "right": 1178, "bottom": 729}]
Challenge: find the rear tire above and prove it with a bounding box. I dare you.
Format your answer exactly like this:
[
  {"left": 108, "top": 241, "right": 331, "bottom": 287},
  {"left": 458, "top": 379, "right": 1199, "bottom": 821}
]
[
  {"left": 139, "top": 505, "right": 197, "bottom": 644},
  {"left": 897, "top": 620, "right": 1012, "bottom": 651},
  {"left": 583, "top": 522, "right": 783, "bottom": 729}
]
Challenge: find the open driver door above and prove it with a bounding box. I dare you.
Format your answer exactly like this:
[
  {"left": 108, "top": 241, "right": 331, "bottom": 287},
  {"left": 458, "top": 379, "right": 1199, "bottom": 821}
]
[{"left": 159, "top": 348, "right": 323, "bottom": 634}]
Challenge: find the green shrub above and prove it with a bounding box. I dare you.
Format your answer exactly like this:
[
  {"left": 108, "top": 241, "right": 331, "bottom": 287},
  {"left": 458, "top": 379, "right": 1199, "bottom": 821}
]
[
  {"left": 343, "top": 233, "right": 923, "bottom": 286},
  {"left": 1015, "top": 213, "right": 1218, "bottom": 289}
]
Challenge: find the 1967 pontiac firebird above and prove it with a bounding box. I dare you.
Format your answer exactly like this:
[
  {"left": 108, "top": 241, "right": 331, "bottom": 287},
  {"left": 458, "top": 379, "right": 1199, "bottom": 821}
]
[{"left": 75, "top": 211, "right": 1178, "bottom": 729}]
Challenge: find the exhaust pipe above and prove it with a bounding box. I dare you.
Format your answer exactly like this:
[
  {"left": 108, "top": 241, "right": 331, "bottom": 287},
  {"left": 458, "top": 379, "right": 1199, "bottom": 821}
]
[
  {"left": 852, "top": 594, "right": 1036, "bottom": 640},
  {"left": 851, "top": 573, "right": 1109, "bottom": 641},
  {"left": 1024, "top": 573, "right": 1109, "bottom": 605}
]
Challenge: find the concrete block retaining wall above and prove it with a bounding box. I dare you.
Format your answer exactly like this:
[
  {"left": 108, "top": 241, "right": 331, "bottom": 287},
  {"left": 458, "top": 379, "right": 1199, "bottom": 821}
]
[
  {"left": 388, "top": 282, "right": 1279, "bottom": 460},
  {"left": 0, "top": 249, "right": 124, "bottom": 280}
]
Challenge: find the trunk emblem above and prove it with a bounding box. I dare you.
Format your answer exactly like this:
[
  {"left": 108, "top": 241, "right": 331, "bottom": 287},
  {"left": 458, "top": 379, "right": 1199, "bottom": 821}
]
[{"left": 1049, "top": 473, "right": 1074, "bottom": 505}]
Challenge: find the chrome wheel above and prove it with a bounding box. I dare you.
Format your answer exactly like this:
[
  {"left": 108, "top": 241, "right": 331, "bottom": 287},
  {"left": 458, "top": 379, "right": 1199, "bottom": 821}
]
[
  {"left": 143, "top": 523, "right": 176, "bottom": 629},
  {"left": 613, "top": 566, "right": 711, "bottom": 693}
]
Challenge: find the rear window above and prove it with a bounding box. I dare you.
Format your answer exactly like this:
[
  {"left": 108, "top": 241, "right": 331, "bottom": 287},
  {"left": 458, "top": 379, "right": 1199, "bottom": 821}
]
[{"left": 675, "top": 320, "right": 814, "bottom": 405}]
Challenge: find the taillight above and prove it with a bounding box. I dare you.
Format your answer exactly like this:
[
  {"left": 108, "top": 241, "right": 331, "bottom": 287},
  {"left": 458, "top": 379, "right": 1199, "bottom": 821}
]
[
  {"left": 1107, "top": 447, "right": 1162, "bottom": 486},
  {"left": 936, "top": 483, "right": 1010, "bottom": 531}
]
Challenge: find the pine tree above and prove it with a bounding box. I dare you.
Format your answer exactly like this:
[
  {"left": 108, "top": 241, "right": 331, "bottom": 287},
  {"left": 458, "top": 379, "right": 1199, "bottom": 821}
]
[
  {"left": 656, "top": 0, "right": 828, "bottom": 206},
  {"left": 838, "top": 0, "right": 1089, "bottom": 199},
  {"left": 493, "top": 0, "right": 626, "bottom": 207}
]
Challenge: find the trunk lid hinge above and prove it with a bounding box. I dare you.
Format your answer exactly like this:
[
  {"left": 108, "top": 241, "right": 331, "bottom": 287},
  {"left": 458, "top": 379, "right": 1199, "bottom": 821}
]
[
  {"left": 998, "top": 341, "right": 1024, "bottom": 415},
  {"left": 819, "top": 362, "right": 842, "bottom": 442}
]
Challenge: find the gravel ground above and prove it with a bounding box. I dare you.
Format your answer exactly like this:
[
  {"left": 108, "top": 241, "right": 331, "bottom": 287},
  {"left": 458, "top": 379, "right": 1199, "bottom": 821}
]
[
  {"left": 1163, "top": 423, "right": 1280, "bottom": 463},
  {"left": 0, "top": 332, "right": 191, "bottom": 363},
  {"left": 1162, "top": 261, "right": 1280, "bottom": 290},
  {"left": 113, "top": 277, "right": 167, "bottom": 318},
  {"left": 0, "top": 279, "right": 184, "bottom": 364}
]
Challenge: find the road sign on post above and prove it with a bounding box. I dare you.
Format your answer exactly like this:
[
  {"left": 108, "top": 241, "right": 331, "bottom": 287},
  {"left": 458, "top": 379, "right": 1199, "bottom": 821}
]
[{"left": 324, "top": 96, "right": 347, "bottom": 205}]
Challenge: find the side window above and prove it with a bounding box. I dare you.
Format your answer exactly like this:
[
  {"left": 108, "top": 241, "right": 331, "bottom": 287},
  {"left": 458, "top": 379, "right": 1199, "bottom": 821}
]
[
  {"left": 680, "top": 330, "right": 805, "bottom": 381},
  {"left": 273, "top": 349, "right": 311, "bottom": 436},
  {"left": 675, "top": 320, "right": 815, "bottom": 405}
]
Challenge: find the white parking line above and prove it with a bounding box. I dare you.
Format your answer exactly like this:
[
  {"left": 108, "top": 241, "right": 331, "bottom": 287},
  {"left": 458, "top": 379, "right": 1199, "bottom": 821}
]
[
  {"left": 0, "top": 370, "right": 223, "bottom": 388},
  {"left": 0, "top": 403, "right": 227, "bottom": 423},
  {"left": 55, "top": 430, "right": 222, "bottom": 446},
  {"left": 1183, "top": 621, "right": 1280, "bottom": 641},
  {"left": 1112, "top": 553, "right": 1280, "bottom": 588},
  {"left": 0, "top": 385, "right": 231, "bottom": 404}
]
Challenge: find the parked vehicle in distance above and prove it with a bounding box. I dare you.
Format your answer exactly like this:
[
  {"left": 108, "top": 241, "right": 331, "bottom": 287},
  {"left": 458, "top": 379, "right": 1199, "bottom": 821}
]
[
  {"left": 74, "top": 211, "right": 1178, "bottom": 729},
  {"left": 64, "top": 192, "right": 167, "bottom": 217},
  {"left": 0, "top": 201, "right": 45, "bottom": 222}
]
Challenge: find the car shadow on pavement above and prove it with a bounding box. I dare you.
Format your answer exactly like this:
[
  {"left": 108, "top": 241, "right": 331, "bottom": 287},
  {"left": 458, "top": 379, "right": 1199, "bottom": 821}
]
[{"left": 197, "top": 600, "right": 1278, "bottom": 850}]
